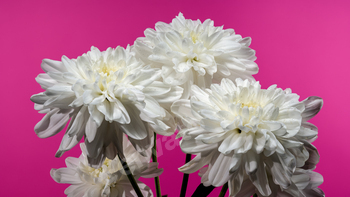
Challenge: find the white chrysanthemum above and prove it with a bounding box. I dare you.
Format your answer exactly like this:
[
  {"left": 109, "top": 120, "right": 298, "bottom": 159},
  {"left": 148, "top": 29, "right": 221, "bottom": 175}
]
[
  {"left": 134, "top": 13, "right": 258, "bottom": 98},
  {"left": 51, "top": 136, "right": 162, "bottom": 197},
  {"left": 31, "top": 46, "right": 183, "bottom": 167},
  {"left": 171, "top": 78, "right": 323, "bottom": 196}
]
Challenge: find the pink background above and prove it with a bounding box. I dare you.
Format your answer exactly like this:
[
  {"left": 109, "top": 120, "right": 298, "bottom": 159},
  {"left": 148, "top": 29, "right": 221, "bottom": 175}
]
[{"left": 1, "top": 0, "right": 349, "bottom": 196}]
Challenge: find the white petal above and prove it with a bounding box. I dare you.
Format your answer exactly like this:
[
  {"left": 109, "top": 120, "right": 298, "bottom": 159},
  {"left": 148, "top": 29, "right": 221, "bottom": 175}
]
[
  {"left": 85, "top": 117, "right": 98, "bottom": 143},
  {"left": 120, "top": 104, "right": 148, "bottom": 140},
  {"left": 198, "top": 132, "right": 228, "bottom": 144},
  {"left": 140, "top": 163, "right": 164, "bottom": 178},
  {"left": 90, "top": 95, "right": 106, "bottom": 105},
  {"left": 171, "top": 99, "right": 199, "bottom": 127},
  {"left": 178, "top": 153, "right": 210, "bottom": 174},
  {"left": 145, "top": 82, "right": 183, "bottom": 106},
  {"left": 50, "top": 168, "right": 81, "bottom": 184},
  {"left": 131, "top": 68, "right": 161, "bottom": 87},
  {"left": 35, "top": 73, "right": 57, "bottom": 89},
  {"left": 56, "top": 132, "right": 83, "bottom": 158},
  {"left": 228, "top": 166, "right": 244, "bottom": 195},
  {"left": 249, "top": 158, "right": 271, "bottom": 196},
  {"left": 244, "top": 150, "right": 258, "bottom": 173},
  {"left": 253, "top": 130, "right": 266, "bottom": 154},
  {"left": 34, "top": 108, "right": 72, "bottom": 138},
  {"left": 88, "top": 105, "right": 104, "bottom": 127},
  {"left": 208, "top": 152, "right": 231, "bottom": 186},
  {"left": 127, "top": 129, "right": 151, "bottom": 156},
  {"left": 220, "top": 132, "right": 245, "bottom": 154},
  {"left": 180, "top": 138, "right": 217, "bottom": 154},
  {"left": 64, "top": 184, "right": 87, "bottom": 196},
  {"left": 30, "top": 92, "right": 50, "bottom": 104},
  {"left": 41, "top": 59, "right": 67, "bottom": 73},
  {"left": 66, "top": 106, "right": 89, "bottom": 137},
  {"left": 301, "top": 96, "right": 323, "bottom": 121}
]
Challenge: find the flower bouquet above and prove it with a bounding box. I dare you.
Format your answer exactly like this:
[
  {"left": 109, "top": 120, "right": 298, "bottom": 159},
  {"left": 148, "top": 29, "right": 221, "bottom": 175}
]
[{"left": 31, "top": 13, "right": 324, "bottom": 197}]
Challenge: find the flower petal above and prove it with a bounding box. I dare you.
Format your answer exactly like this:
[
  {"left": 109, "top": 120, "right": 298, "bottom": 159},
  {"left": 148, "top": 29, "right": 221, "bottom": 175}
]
[
  {"left": 208, "top": 152, "right": 231, "bottom": 186},
  {"left": 120, "top": 104, "right": 148, "bottom": 140},
  {"left": 34, "top": 108, "right": 72, "bottom": 138},
  {"left": 301, "top": 96, "right": 323, "bottom": 122}
]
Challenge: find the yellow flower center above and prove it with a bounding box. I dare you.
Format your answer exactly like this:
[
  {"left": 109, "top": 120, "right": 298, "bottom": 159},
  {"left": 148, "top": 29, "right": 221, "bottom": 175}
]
[
  {"left": 97, "top": 63, "right": 118, "bottom": 77},
  {"left": 93, "top": 60, "right": 128, "bottom": 92},
  {"left": 191, "top": 32, "right": 200, "bottom": 43},
  {"left": 240, "top": 102, "right": 260, "bottom": 108},
  {"left": 87, "top": 158, "right": 113, "bottom": 178}
]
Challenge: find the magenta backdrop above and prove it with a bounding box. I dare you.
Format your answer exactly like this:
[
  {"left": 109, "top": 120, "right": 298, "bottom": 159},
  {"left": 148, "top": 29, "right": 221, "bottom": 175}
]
[{"left": 1, "top": 0, "right": 349, "bottom": 196}]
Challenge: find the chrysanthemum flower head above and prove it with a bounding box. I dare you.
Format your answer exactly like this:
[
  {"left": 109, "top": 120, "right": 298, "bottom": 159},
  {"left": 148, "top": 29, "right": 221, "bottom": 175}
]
[
  {"left": 171, "top": 78, "right": 323, "bottom": 196},
  {"left": 51, "top": 136, "right": 162, "bottom": 197},
  {"left": 31, "top": 46, "right": 183, "bottom": 167},
  {"left": 135, "top": 13, "right": 258, "bottom": 98}
]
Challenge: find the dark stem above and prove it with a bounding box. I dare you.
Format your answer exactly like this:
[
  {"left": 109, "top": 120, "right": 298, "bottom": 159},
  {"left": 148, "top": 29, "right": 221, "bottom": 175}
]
[
  {"left": 253, "top": 194, "right": 258, "bottom": 197},
  {"left": 152, "top": 133, "right": 162, "bottom": 197},
  {"left": 180, "top": 154, "right": 192, "bottom": 197},
  {"left": 218, "top": 182, "right": 228, "bottom": 197},
  {"left": 118, "top": 154, "right": 144, "bottom": 197},
  {"left": 191, "top": 183, "right": 215, "bottom": 197}
]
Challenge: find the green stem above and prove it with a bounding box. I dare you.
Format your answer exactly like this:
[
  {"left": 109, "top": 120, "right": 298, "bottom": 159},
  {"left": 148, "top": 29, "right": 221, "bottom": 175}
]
[
  {"left": 118, "top": 154, "right": 144, "bottom": 197},
  {"left": 253, "top": 194, "right": 258, "bottom": 197},
  {"left": 152, "top": 133, "right": 162, "bottom": 197},
  {"left": 180, "top": 154, "right": 192, "bottom": 197},
  {"left": 218, "top": 182, "right": 228, "bottom": 197}
]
